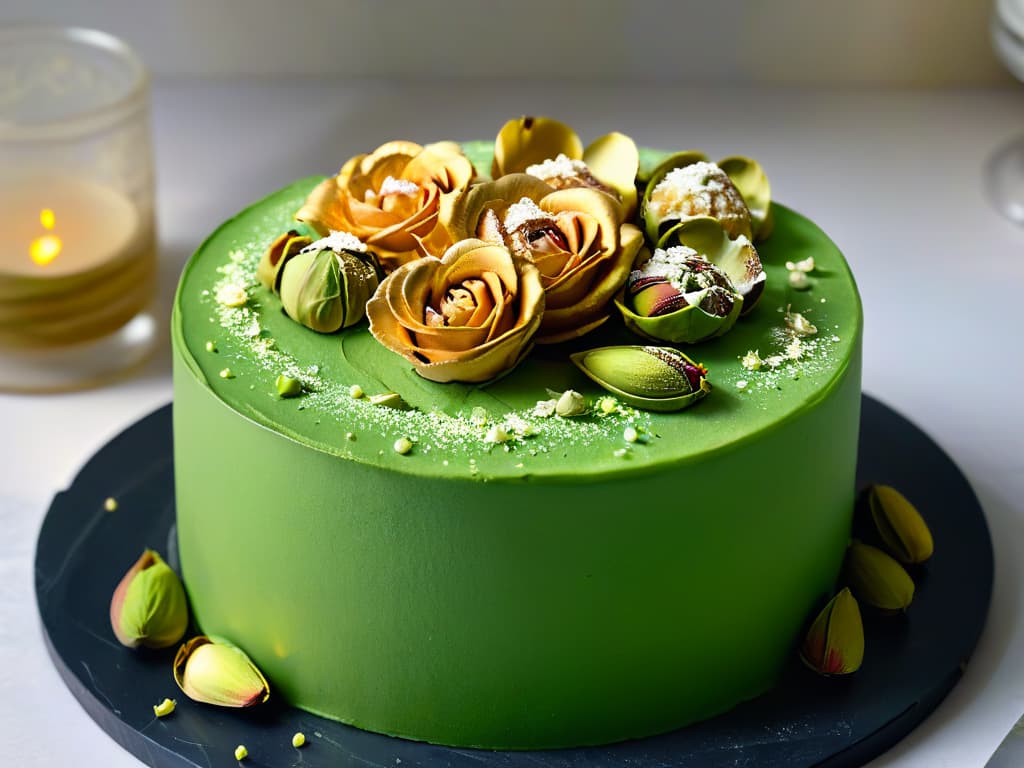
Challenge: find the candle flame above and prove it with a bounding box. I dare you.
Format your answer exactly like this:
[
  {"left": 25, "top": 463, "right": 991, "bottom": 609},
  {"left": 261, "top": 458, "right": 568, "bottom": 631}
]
[{"left": 30, "top": 208, "right": 62, "bottom": 266}]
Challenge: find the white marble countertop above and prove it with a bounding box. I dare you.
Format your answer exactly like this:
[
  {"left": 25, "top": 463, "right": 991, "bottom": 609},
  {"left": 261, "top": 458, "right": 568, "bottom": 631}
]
[{"left": 2, "top": 79, "right": 1023, "bottom": 767}]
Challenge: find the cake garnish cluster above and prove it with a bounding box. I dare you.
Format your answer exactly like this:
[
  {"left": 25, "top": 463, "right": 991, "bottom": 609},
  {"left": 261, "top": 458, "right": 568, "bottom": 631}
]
[{"left": 254, "top": 116, "right": 777, "bottom": 411}]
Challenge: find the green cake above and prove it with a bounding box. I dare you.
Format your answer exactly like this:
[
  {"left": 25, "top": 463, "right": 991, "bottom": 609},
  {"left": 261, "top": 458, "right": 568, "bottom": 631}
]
[{"left": 171, "top": 125, "right": 862, "bottom": 749}]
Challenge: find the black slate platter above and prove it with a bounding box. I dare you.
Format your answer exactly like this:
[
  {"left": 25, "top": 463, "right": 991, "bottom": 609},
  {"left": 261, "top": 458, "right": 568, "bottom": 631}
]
[{"left": 35, "top": 396, "right": 992, "bottom": 768}]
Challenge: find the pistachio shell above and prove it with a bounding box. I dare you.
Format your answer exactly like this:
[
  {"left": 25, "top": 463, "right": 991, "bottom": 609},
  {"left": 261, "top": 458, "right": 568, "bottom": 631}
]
[
  {"left": 718, "top": 156, "right": 772, "bottom": 240},
  {"left": 109, "top": 549, "right": 188, "bottom": 649},
  {"left": 582, "top": 131, "right": 640, "bottom": 217},
  {"left": 843, "top": 541, "right": 915, "bottom": 612},
  {"left": 492, "top": 116, "right": 583, "bottom": 179},
  {"left": 173, "top": 636, "right": 270, "bottom": 708},
  {"left": 800, "top": 588, "right": 864, "bottom": 676},
  {"left": 867, "top": 485, "right": 934, "bottom": 564},
  {"left": 257, "top": 231, "right": 312, "bottom": 294},
  {"left": 570, "top": 345, "right": 711, "bottom": 412},
  {"left": 657, "top": 216, "right": 766, "bottom": 314}
]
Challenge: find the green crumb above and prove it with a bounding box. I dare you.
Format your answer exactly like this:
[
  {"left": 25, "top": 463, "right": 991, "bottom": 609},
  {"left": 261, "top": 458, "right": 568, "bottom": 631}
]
[
  {"left": 276, "top": 374, "right": 304, "bottom": 398},
  {"left": 204, "top": 341, "right": 217, "bottom": 353},
  {"left": 292, "top": 732, "right": 306, "bottom": 748},
  {"left": 219, "top": 368, "right": 234, "bottom": 379},
  {"left": 234, "top": 744, "right": 248, "bottom": 761},
  {"left": 394, "top": 437, "right": 413, "bottom": 455},
  {"left": 153, "top": 697, "right": 175, "bottom": 717},
  {"left": 103, "top": 497, "right": 118, "bottom": 512}
]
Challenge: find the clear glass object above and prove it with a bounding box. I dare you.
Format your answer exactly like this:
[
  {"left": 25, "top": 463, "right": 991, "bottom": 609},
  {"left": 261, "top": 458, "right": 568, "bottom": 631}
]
[
  {"left": 0, "top": 25, "right": 157, "bottom": 392},
  {"left": 989, "top": 0, "right": 1024, "bottom": 225}
]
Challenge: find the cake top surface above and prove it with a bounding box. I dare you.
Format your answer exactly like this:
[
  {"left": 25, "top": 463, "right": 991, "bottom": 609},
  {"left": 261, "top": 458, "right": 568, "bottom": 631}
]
[{"left": 173, "top": 144, "right": 861, "bottom": 483}]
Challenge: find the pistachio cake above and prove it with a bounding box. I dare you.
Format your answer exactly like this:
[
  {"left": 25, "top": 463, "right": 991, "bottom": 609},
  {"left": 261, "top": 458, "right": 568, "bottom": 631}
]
[{"left": 172, "top": 120, "right": 862, "bottom": 749}]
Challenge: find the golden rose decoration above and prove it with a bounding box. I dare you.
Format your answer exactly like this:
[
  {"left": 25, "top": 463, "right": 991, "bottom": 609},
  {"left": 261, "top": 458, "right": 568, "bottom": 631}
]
[
  {"left": 366, "top": 239, "right": 544, "bottom": 383},
  {"left": 296, "top": 141, "right": 475, "bottom": 273},
  {"left": 447, "top": 174, "right": 643, "bottom": 343},
  {"left": 491, "top": 116, "right": 640, "bottom": 218}
]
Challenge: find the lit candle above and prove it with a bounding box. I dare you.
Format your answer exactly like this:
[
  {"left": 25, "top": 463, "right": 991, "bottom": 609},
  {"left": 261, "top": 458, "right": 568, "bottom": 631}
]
[{"left": 0, "top": 176, "right": 155, "bottom": 348}]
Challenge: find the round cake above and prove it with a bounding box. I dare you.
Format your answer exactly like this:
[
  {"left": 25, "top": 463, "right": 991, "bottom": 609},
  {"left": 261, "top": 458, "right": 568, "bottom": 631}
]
[{"left": 172, "top": 134, "right": 862, "bottom": 749}]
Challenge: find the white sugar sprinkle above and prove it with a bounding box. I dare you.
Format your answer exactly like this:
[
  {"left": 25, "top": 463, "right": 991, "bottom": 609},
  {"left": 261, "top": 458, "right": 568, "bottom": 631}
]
[
  {"left": 302, "top": 230, "right": 367, "bottom": 253},
  {"left": 379, "top": 176, "right": 420, "bottom": 196}
]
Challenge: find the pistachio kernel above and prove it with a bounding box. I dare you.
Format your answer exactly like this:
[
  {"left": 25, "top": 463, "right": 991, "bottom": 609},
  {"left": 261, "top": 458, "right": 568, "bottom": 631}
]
[
  {"left": 555, "top": 389, "right": 587, "bottom": 418},
  {"left": 292, "top": 732, "right": 306, "bottom": 748},
  {"left": 153, "top": 697, "right": 176, "bottom": 717},
  {"left": 843, "top": 541, "right": 915, "bottom": 612}
]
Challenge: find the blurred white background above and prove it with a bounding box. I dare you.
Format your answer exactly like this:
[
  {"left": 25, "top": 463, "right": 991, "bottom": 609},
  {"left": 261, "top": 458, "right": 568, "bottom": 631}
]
[{"left": 0, "top": 0, "right": 1010, "bottom": 84}]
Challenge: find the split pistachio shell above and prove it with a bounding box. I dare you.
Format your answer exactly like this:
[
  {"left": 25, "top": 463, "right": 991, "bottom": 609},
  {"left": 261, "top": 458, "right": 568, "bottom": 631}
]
[
  {"left": 867, "top": 485, "right": 934, "bottom": 564},
  {"left": 718, "top": 156, "right": 773, "bottom": 240},
  {"left": 278, "top": 247, "right": 380, "bottom": 333},
  {"left": 642, "top": 152, "right": 773, "bottom": 242},
  {"left": 173, "top": 636, "right": 270, "bottom": 708},
  {"left": 616, "top": 235, "right": 745, "bottom": 344},
  {"left": 800, "top": 588, "right": 864, "bottom": 675},
  {"left": 570, "top": 345, "right": 711, "bottom": 412},
  {"left": 657, "top": 216, "right": 766, "bottom": 314},
  {"left": 257, "top": 231, "right": 312, "bottom": 293},
  {"left": 109, "top": 549, "right": 188, "bottom": 649},
  {"left": 843, "top": 541, "right": 915, "bottom": 612},
  {"left": 491, "top": 117, "right": 640, "bottom": 217}
]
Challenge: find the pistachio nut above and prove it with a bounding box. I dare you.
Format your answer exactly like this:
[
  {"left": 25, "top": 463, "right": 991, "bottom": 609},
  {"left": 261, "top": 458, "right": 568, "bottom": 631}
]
[
  {"left": 570, "top": 345, "right": 710, "bottom": 412},
  {"left": 799, "top": 588, "right": 864, "bottom": 676},
  {"left": 843, "top": 541, "right": 915, "bottom": 612},
  {"left": 173, "top": 636, "right": 270, "bottom": 708},
  {"left": 641, "top": 152, "right": 772, "bottom": 242},
  {"left": 279, "top": 246, "right": 380, "bottom": 333},
  {"left": 109, "top": 549, "right": 188, "bottom": 649},
  {"left": 616, "top": 244, "right": 743, "bottom": 344},
  {"left": 656, "top": 216, "right": 766, "bottom": 314},
  {"left": 866, "top": 485, "right": 934, "bottom": 564},
  {"left": 257, "top": 231, "right": 312, "bottom": 293}
]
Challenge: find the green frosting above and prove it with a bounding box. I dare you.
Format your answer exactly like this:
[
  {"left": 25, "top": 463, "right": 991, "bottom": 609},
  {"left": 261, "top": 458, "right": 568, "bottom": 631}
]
[{"left": 172, "top": 157, "right": 863, "bottom": 748}]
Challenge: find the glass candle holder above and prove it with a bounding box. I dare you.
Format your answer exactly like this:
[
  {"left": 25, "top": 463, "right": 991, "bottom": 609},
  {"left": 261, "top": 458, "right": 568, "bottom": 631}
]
[{"left": 0, "top": 25, "right": 157, "bottom": 392}]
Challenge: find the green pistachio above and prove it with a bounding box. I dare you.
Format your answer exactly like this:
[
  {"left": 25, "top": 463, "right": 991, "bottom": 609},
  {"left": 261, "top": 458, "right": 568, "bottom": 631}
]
[
  {"left": 800, "top": 588, "right": 864, "bottom": 675},
  {"left": 843, "top": 541, "right": 915, "bottom": 612},
  {"left": 279, "top": 247, "right": 380, "bottom": 333},
  {"left": 570, "top": 345, "right": 710, "bottom": 412},
  {"left": 109, "top": 549, "right": 188, "bottom": 649},
  {"left": 173, "top": 636, "right": 270, "bottom": 708},
  {"left": 257, "top": 231, "right": 312, "bottom": 293},
  {"left": 275, "top": 374, "right": 303, "bottom": 398},
  {"left": 866, "top": 485, "right": 934, "bottom": 564}
]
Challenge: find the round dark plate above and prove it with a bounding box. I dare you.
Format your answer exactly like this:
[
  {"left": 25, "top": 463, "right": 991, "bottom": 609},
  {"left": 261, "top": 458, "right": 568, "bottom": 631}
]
[{"left": 35, "top": 396, "right": 992, "bottom": 768}]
